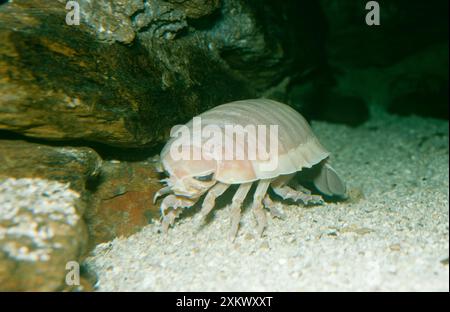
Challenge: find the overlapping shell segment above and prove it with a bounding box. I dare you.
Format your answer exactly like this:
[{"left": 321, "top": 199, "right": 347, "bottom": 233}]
[{"left": 161, "top": 98, "right": 330, "bottom": 184}]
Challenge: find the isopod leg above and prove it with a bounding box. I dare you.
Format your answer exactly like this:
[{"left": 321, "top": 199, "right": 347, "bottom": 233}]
[
  {"left": 200, "top": 182, "right": 230, "bottom": 218},
  {"left": 162, "top": 209, "right": 184, "bottom": 233},
  {"left": 263, "top": 194, "right": 286, "bottom": 220},
  {"left": 160, "top": 194, "right": 194, "bottom": 232},
  {"left": 271, "top": 183, "right": 324, "bottom": 205},
  {"left": 251, "top": 179, "right": 272, "bottom": 236},
  {"left": 153, "top": 186, "right": 172, "bottom": 204},
  {"left": 230, "top": 182, "right": 252, "bottom": 240},
  {"left": 288, "top": 180, "right": 312, "bottom": 195}
]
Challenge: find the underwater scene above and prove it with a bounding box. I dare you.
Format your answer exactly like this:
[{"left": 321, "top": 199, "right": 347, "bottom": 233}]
[{"left": 0, "top": 0, "right": 448, "bottom": 292}]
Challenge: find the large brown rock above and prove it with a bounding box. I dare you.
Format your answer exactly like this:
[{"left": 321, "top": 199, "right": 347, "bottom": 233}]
[
  {"left": 0, "top": 139, "right": 102, "bottom": 291},
  {"left": 0, "top": 138, "right": 167, "bottom": 290},
  {"left": 0, "top": 0, "right": 254, "bottom": 147},
  {"left": 0, "top": 140, "right": 102, "bottom": 195},
  {"left": 0, "top": 178, "right": 88, "bottom": 291},
  {"left": 0, "top": 0, "right": 309, "bottom": 147}
]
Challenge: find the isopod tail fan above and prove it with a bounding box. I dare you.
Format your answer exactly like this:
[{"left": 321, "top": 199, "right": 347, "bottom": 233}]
[{"left": 313, "top": 161, "right": 347, "bottom": 199}]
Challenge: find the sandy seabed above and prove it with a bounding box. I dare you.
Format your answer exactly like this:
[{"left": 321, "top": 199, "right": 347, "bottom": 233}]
[{"left": 85, "top": 109, "right": 449, "bottom": 291}]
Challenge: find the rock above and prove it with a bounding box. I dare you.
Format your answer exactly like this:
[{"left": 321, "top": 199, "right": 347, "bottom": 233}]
[
  {"left": 0, "top": 138, "right": 166, "bottom": 289},
  {"left": 79, "top": 0, "right": 145, "bottom": 43},
  {"left": 81, "top": 0, "right": 303, "bottom": 92},
  {"left": 0, "top": 140, "right": 102, "bottom": 195},
  {"left": 0, "top": 138, "right": 171, "bottom": 249},
  {"left": 169, "top": 0, "right": 220, "bottom": 19},
  {"left": 79, "top": 0, "right": 221, "bottom": 42},
  {"left": 0, "top": 178, "right": 88, "bottom": 291},
  {"left": 0, "top": 0, "right": 312, "bottom": 147},
  {"left": 0, "top": 0, "right": 254, "bottom": 147},
  {"left": 86, "top": 160, "right": 161, "bottom": 248},
  {"left": 0, "top": 140, "right": 103, "bottom": 290}
]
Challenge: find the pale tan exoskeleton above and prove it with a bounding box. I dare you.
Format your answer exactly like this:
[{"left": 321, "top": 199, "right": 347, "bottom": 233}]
[{"left": 154, "top": 99, "right": 347, "bottom": 238}]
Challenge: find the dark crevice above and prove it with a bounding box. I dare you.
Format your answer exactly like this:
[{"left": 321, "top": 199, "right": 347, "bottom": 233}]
[
  {"left": 187, "top": 8, "right": 222, "bottom": 31},
  {"left": 84, "top": 172, "right": 102, "bottom": 193}
]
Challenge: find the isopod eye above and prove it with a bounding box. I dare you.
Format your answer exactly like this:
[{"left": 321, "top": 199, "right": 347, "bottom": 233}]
[{"left": 193, "top": 173, "right": 214, "bottom": 182}]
